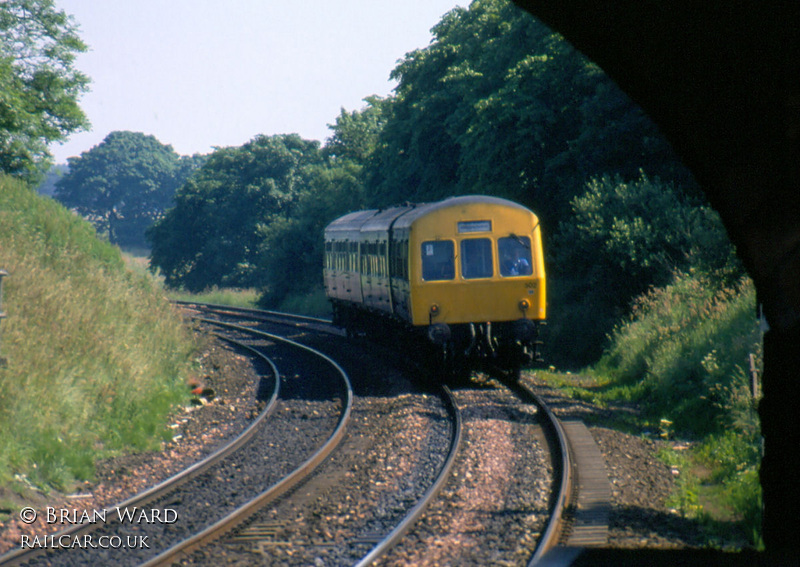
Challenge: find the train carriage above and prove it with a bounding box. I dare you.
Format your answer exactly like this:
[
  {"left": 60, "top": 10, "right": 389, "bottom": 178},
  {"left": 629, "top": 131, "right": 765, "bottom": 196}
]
[{"left": 324, "top": 195, "right": 546, "bottom": 378}]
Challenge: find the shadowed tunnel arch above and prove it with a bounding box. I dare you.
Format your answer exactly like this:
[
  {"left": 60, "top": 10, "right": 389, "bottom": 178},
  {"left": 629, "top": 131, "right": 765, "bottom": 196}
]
[{"left": 510, "top": 0, "right": 800, "bottom": 557}]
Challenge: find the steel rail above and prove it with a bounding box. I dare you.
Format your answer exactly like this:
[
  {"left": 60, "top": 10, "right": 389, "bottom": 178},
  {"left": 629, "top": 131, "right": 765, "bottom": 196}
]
[
  {"left": 507, "top": 379, "right": 574, "bottom": 565},
  {"left": 173, "top": 299, "right": 333, "bottom": 326},
  {"left": 353, "top": 383, "right": 463, "bottom": 566},
  {"left": 0, "top": 333, "right": 280, "bottom": 567},
  {"left": 141, "top": 315, "right": 354, "bottom": 566},
  {"left": 192, "top": 303, "right": 572, "bottom": 564}
]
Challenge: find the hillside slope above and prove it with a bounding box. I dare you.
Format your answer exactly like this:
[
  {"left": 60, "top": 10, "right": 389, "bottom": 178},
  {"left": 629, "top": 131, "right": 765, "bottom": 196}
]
[{"left": 0, "top": 175, "right": 195, "bottom": 491}]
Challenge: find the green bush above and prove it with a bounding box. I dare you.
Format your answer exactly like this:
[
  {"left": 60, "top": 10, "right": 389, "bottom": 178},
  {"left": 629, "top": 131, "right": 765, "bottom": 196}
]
[
  {"left": 577, "top": 271, "right": 764, "bottom": 548},
  {"left": 696, "top": 431, "right": 761, "bottom": 484},
  {"left": 597, "top": 273, "right": 760, "bottom": 436},
  {"left": 548, "top": 173, "right": 742, "bottom": 367},
  {"left": 0, "top": 176, "right": 195, "bottom": 490},
  {"left": 277, "top": 289, "right": 332, "bottom": 318}
]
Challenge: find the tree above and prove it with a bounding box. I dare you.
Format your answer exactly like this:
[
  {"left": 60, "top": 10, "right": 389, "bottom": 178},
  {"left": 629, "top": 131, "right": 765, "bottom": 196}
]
[
  {"left": 35, "top": 163, "right": 68, "bottom": 196},
  {"left": 148, "top": 134, "right": 323, "bottom": 291},
  {"left": 324, "top": 96, "right": 389, "bottom": 165},
  {"left": 558, "top": 174, "right": 739, "bottom": 298},
  {"left": 257, "top": 160, "right": 366, "bottom": 305},
  {"left": 548, "top": 173, "right": 742, "bottom": 364},
  {"left": 365, "top": 0, "right": 688, "bottom": 230},
  {"left": 0, "top": 0, "right": 89, "bottom": 183},
  {"left": 240, "top": 102, "right": 384, "bottom": 305},
  {"left": 54, "top": 131, "right": 198, "bottom": 248}
]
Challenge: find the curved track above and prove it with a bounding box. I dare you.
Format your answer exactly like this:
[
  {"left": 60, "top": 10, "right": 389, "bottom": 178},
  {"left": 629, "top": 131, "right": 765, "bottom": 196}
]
[
  {"left": 352, "top": 382, "right": 462, "bottom": 566},
  {"left": 187, "top": 304, "right": 578, "bottom": 565},
  {"left": 2, "top": 302, "right": 579, "bottom": 566},
  {"left": 143, "top": 315, "right": 354, "bottom": 566},
  {"left": 508, "top": 379, "right": 573, "bottom": 565},
  {"left": 0, "top": 314, "right": 352, "bottom": 567},
  {"left": 178, "top": 304, "right": 466, "bottom": 565}
]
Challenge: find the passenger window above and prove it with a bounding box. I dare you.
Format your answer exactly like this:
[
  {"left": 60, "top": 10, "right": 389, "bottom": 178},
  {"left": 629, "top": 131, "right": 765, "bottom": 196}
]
[
  {"left": 498, "top": 236, "right": 533, "bottom": 277},
  {"left": 461, "top": 238, "right": 493, "bottom": 279},
  {"left": 421, "top": 241, "right": 455, "bottom": 281}
]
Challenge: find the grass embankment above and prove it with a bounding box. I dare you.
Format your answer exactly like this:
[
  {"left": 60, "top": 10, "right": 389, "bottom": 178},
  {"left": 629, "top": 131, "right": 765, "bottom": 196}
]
[
  {"left": 540, "top": 273, "right": 763, "bottom": 548},
  {"left": 167, "top": 287, "right": 260, "bottom": 309},
  {"left": 0, "top": 175, "right": 196, "bottom": 496},
  {"left": 166, "top": 286, "right": 332, "bottom": 319}
]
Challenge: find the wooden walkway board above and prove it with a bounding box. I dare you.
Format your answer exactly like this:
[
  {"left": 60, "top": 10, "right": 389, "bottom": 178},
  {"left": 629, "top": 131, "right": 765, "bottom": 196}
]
[{"left": 561, "top": 419, "right": 611, "bottom": 547}]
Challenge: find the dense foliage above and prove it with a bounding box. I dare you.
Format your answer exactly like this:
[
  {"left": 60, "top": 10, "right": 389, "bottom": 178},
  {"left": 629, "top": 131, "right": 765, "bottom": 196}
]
[
  {"left": 549, "top": 174, "right": 742, "bottom": 362},
  {"left": 145, "top": 0, "right": 744, "bottom": 366},
  {"left": 255, "top": 160, "right": 366, "bottom": 304},
  {"left": 0, "top": 0, "right": 89, "bottom": 183},
  {"left": 252, "top": 104, "right": 382, "bottom": 304},
  {"left": 365, "top": 0, "right": 692, "bottom": 228},
  {"left": 54, "top": 131, "right": 204, "bottom": 248},
  {"left": 589, "top": 273, "right": 762, "bottom": 545},
  {"left": 148, "top": 134, "right": 326, "bottom": 291},
  {"left": 598, "top": 274, "right": 760, "bottom": 436}
]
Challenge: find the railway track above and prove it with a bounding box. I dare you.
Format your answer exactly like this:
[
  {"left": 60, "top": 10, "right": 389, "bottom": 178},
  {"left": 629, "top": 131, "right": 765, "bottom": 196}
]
[
  {"left": 142, "top": 317, "right": 354, "bottom": 566},
  {"left": 1, "top": 303, "right": 602, "bottom": 566},
  {"left": 173, "top": 300, "right": 336, "bottom": 336},
  {"left": 183, "top": 304, "right": 593, "bottom": 565},
  {"left": 0, "top": 313, "right": 351, "bottom": 566},
  {"left": 173, "top": 305, "right": 464, "bottom": 565}
]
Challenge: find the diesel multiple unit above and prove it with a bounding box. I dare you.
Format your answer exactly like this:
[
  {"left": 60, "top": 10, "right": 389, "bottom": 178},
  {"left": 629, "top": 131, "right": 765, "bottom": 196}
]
[{"left": 324, "top": 195, "right": 546, "bottom": 378}]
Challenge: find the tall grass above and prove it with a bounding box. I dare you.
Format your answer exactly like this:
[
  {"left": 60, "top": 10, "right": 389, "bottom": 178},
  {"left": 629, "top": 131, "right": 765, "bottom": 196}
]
[
  {"left": 596, "top": 273, "right": 760, "bottom": 436},
  {"left": 0, "top": 176, "right": 195, "bottom": 491},
  {"left": 588, "top": 271, "right": 762, "bottom": 546},
  {"left": 167, "top": 287, "right": 260, "bottom": 309}
]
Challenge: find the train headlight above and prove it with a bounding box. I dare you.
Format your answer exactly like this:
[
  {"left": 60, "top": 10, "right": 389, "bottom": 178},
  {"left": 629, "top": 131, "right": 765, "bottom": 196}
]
[
  {"left": 430, "top": 303, "right": 440, "bottom": 317},
  {"left": 518, "top": 299, "right": 530, "bottom": 313}
]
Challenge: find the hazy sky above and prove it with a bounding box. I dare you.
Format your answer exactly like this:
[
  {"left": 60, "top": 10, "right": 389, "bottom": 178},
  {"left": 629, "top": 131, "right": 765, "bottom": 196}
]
[{"left": 51, "top": 1, "right": 463, "bottom": 163}]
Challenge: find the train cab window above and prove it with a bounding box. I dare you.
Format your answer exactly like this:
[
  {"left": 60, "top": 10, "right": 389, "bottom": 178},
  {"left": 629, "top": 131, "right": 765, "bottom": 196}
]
[
  {"left": 421, "top": 240, "right": 455, "bottom": 281},
  {"left": 460, "top": 238, "right": 493, "bottom": 279},
  {"left": 498, "top": 235, "right": 533, "bottom": 277}
]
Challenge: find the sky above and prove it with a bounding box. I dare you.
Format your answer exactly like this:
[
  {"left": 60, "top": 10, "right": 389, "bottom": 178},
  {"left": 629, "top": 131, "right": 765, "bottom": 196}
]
[{"left": 51, "top": 1, "right": 464, "bottom": 163}]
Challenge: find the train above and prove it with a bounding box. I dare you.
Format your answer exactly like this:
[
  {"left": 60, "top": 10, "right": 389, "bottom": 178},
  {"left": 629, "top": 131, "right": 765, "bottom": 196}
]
[{"left": 323, "top": 195, "right": 546, "bottom": 379}]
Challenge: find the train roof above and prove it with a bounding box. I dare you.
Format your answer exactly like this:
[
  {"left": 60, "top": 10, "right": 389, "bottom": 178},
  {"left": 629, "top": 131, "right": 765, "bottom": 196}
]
[
  {"left": 324, "top": 195, "right": 534, "bottom": 237},
  {"left": 324, "top": 209, "right": 378, "bottom": 232},
  {"left": 391, "top": 195, "right": 532, "bottom": 230}
]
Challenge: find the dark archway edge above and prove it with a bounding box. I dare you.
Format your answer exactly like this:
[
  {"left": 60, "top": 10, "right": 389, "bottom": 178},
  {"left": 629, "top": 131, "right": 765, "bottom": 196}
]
[{"left": 511, "top": 0, "right": 800, "bottom": 558}]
